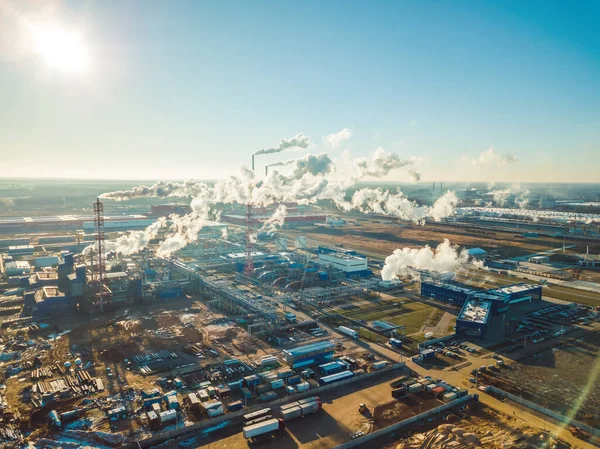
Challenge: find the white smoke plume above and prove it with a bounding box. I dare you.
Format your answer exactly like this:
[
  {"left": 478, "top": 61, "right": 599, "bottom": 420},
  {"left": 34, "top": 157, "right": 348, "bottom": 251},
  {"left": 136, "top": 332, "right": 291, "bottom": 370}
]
[
  {"left": 291, "top": 153, "right": 334, "bottom": 179},
  {"left": 99, "top": 146, "right": 455, "bottom": 254},
  {"left": 381, "top": 239, "right": 469, "bottom": 281},
  {"left": 100, "top": 180, "right": 206, "bottom": 201},
  {"left": 515, "top": 189, "right": 530, "bottom": 209},
  {"left": 84, "top": 218, "right": 166, "bottom": 257},
  {"left": 354, "top": 148, "right": 418, "bottom": 178},
  {"left": 156, "top": 208, "right": 212, "bottom": 257},
  {"left": 322, "top": 128, "right": 352, "bottom": 148},
  {"left": 337, "top": 189, "right": 458, "bottom": 224},
  {"left": 488, "top": 189, "right": 512, "bottom": 206},
  {"left": 428, "top": 191, "right": 460, "bottom": 221},
  {"left": 261, "top": 205, "right": 287, "bottom": 235},
  {"left": 462, "top": 148, "right": 518, "bottom": 167},
  {"left": 267, "top": 160, "right": 295, "bottom": 170},
  {"left": 254, "top": 132, "right": 311, "bottom": 156}
]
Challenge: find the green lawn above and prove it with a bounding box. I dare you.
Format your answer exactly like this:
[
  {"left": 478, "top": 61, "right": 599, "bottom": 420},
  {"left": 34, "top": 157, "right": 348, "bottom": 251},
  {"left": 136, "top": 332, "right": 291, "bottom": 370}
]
[{"left": 336, "top": 299, "right": 436, "bottom": 336}]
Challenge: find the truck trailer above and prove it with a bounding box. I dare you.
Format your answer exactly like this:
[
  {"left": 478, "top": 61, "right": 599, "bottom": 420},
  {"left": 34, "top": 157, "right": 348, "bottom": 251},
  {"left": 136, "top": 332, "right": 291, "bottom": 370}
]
[
  {"left": 279, "top": 398, "right": 322, "bottom": 421},
  {"left": 242, "top": 418, "right": 285, "bottom": 440}
]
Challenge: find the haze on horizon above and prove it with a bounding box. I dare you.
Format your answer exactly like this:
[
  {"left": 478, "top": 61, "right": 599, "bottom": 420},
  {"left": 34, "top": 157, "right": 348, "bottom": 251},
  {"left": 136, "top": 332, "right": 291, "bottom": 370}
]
[{"left": 0, "top": 0, "right": 598, "bottom": 183}]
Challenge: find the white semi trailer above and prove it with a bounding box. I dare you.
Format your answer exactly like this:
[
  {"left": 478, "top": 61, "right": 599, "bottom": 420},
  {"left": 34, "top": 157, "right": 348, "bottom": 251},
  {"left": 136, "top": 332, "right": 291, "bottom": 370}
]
[
  {"left": 242, "top": 418, "right": 285, "bottom": 440},
  {"left": 280, "top": 398, "right": 322, "bottom": 421}
]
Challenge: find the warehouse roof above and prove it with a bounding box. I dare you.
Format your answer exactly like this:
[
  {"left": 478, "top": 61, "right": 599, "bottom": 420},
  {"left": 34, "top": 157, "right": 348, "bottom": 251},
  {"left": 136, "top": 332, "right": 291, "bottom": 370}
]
[
  {"left": 319, "top": 252, "right": 365, "bottom": 261},
  {"left": 283, "top": 340, "right": 334, "bottom": 357},
  {"left": 466, "top": 247, "right": 487, "bottom": 256},
  {"left": 488, "top": 283, "right": 540, "bottom": 295}
]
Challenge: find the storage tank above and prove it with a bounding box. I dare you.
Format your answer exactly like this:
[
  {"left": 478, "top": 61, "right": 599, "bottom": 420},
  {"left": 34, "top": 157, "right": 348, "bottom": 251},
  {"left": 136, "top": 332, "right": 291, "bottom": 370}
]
[{"left": 337, "top": 326, "right": 359, "bottom": 339}]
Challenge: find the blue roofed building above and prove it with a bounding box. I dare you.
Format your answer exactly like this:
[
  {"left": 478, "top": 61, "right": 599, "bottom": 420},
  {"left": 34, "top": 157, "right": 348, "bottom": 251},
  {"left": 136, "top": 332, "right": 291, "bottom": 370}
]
[
  {"left": 282, "top": 341, "right": 334, "bottom": 368},
  {"left": 456, "top": 298, "right": 492, "bottom": 338}
]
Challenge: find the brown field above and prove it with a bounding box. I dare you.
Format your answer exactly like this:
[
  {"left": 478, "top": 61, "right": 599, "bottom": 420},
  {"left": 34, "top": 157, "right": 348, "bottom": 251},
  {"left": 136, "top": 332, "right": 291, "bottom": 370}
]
[{"left": 284, "top": 221, "right": 595, "bottom": 259}]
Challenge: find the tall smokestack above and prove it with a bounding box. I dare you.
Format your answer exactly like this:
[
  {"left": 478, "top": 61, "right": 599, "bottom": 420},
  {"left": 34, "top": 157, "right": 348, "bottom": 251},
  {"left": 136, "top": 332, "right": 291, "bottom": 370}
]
[
  {"left": 440, "top": 182, "right": 443, "bottom": 192},
  {"left": 265, "top": 165, "right": 268, "bottom": 176},
  {"left": 433, "top": 182, "right": 435, "bottom": 191},
  {"left": 252, "top": 154, "right": 255, "bottom": 171}
]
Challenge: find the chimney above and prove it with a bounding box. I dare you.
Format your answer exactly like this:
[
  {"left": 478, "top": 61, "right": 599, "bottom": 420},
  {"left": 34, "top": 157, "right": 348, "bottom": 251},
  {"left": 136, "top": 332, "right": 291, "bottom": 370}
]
[{"left": 252, "top": 154, "right": 255, "bottom": 171}]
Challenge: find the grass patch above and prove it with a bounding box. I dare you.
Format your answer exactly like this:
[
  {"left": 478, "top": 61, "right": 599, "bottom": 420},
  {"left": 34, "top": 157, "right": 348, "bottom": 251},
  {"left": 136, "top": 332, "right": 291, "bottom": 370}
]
[
  {"left": 334, "top": 298, "right": 436, "bottom": 335},
  {"left": 542, "top": 286, "right": 600, "bottom": 306},
  {"left": 388, "top": 308, "right": 434, "bottom": 335}
]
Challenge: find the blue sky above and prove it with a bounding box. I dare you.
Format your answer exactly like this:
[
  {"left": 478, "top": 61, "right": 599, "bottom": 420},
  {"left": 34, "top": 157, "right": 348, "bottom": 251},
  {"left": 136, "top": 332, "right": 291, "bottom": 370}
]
[{"left": 0, "top": 0, "right": 598, "bottom": 181}]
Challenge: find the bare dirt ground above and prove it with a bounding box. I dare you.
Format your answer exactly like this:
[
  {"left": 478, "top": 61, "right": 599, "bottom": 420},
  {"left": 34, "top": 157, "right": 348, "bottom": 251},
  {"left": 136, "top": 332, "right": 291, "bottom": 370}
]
[
  {"left": 483, "top": 330, "right": 600, "bottom": 429},
  {"left": 285, "top": 221, "right": 584, "bottom": 259}
]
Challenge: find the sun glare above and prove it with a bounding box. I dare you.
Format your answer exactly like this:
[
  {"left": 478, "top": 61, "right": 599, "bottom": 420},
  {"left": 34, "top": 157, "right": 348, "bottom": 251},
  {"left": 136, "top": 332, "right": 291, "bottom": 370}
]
[{"left": 32, "top": 24, "right": 90, "bottom": 75}]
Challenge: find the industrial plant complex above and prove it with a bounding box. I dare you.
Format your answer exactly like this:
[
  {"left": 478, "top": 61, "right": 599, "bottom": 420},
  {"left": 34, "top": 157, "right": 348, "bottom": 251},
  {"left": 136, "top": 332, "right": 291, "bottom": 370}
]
[{"left": 0, "top": 184, "right": 598, "bottom": 449}]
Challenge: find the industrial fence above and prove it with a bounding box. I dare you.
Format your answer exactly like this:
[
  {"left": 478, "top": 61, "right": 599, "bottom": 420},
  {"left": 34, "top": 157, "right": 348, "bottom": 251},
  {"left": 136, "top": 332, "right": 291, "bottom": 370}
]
[
  {"left": 331, "top": 394, "right": 477, "bottom": 449},
  {"left": 123, "top": 363, "right": 406, "bottom": 448},
  {"left": 487, "top": 386, "right": 600, "bottom": 437}
]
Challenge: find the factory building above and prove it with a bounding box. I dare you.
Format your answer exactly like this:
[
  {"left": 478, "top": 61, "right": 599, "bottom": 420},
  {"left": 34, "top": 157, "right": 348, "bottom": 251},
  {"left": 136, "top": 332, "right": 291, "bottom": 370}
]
[
  {"left": 31, "top": 287, "right": 71, "bottom": 318},
  {"left": 420, "top": 281, "right": 478, "bottom": 307},
  {"left": 0, "top": 237, "right": 30, "bottom": 248},
  {"left": 484, "top": 259, "right": 519, "bottom": 271},
  {"left": 282, "top": 341, "right": 335, "bottom": 369},
  {"left": 317, "top": 253, "right": 371, "bottom": 278},
  {"left": 456, "top": 299, "right": 492, "bottom": 338},
  {"left": 82, "top": 218, "right": 157, "bottom": 232},
  {"left": 486, "top": 283, "right": 542, "bottom": 308},
  {"left": 4, "top": 260, "right": 31, "bottom": 276},
  {"left": 7, "top": 245, "right": 35, "bottom": 257}
]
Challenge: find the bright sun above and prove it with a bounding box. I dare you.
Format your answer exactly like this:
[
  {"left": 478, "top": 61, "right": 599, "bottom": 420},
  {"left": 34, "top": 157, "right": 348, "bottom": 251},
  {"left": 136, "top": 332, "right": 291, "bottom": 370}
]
[{"left": 32, "top": 24, "right": 90, "bottom": 75}]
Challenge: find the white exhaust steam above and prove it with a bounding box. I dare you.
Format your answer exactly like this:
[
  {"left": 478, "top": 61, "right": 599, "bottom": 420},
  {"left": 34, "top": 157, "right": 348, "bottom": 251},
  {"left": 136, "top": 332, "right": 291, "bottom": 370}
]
[
  {"left": 99, "top": 137, "right": 458, "bottom": 255},
  {"left": 254, "top": 132, "right": 311, "bottom": 156},
  {"left": 84, "top": 218, "right": 166, "bottom": 256},
  {"left": 354, "top": 148, "right": 419, "bottom": 178},
  {"left": 462, "top": 148, "right": 518, "bottom": 167},
  {"left": 381, "top": 239, "right": 468, "bottom": 280},
  {"left": 337, "top": 189, "right": 459, "bottom": 223},
  {"left": 261, "top": 205, "right": 287, "bottom": 234}
]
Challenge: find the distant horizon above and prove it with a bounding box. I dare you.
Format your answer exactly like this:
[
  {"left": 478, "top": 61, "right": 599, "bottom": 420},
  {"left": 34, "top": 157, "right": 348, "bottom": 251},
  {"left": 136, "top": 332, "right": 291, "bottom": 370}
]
[{"left": 1, "top": 176, "right": 600, "bottom": 186}]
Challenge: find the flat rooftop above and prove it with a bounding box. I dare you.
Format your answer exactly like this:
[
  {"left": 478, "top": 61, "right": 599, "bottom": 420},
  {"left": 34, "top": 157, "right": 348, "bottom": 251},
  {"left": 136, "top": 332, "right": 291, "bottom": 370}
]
[
  {"left": 458, "top": 299, "right": 491, "bottom": 324},
  {"left": 42, "top": 286, "right": 63, "bottom": 297},
  {"left": 423, "top": 281, "right": 478, "bottom": 294},
  {"left": 488, "top": 283, "right": 540, "bottom": 295},
  {"left": 319, "top": 253, "right": 365, "bottom": 261},
  {"left": 35, "top": 272, "right": 58, "bottom": 280}
]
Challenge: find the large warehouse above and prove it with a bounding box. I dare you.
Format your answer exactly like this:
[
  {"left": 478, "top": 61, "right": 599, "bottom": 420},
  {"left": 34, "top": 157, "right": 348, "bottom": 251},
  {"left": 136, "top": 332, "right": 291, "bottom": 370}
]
[{"left": 317, "top": 253, "right": 371, "bottom": 278}]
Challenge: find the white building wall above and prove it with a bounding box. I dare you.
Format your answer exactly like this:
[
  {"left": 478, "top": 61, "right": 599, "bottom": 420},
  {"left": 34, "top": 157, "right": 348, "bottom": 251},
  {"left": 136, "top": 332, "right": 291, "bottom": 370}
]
[{"left": 318, "top": 253, "right": 368, "bottom": 273}]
